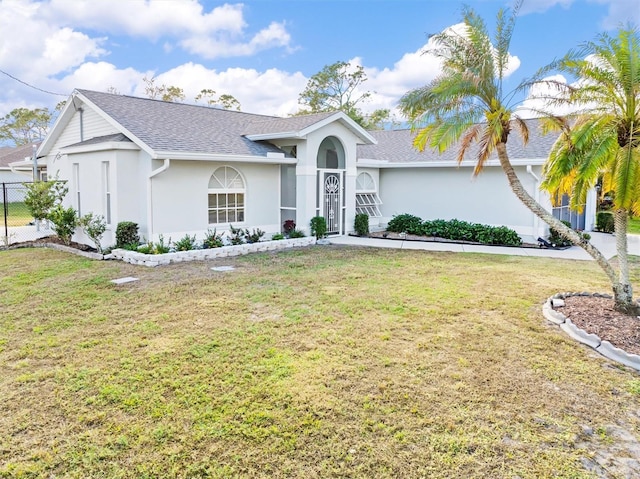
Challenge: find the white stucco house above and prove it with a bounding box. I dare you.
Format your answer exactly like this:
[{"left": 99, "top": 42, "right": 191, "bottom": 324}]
[{"left": 37, "top": 89, "right": 593, "bottom": 249}]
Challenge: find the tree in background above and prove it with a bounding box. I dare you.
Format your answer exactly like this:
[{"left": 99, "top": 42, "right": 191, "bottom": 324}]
[
  {"left": 398, "top": 2, "right": 634, "bottom": 312},
  {"left": 298, "top": 60, "right": 390, "bottom": 129},
  {"left": 195, "top": 89, "right": 241, "bottom": 111},
  {"left": 541, "top": 26, "right": 640, "bottom": 312},
  {"left": 143, "top": 76, "right": 186, "bottom": 102},
  {"left": 0, "top": 107, "right": 52, "bottom": 146}
]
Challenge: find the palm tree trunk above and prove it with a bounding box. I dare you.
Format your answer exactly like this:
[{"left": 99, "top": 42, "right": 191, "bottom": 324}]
[
  {"left": 494, "top": 143, "right": 634, "bottom": 311},
  {"left": 613, "top": 209, "right": 634, "bottom": 311}
]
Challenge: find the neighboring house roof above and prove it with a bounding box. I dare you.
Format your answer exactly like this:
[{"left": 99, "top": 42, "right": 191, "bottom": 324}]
[
  {"left": 357, "top": 119, "right": 560, "bottom": 166},
  {"left": 0, "top": 143, "right": 37, "bottom": 168}
]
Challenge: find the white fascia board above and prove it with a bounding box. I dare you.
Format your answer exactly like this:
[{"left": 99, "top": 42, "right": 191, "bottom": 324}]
[
  {"left": 62, "top": 141, "right": 140, "bottom": 155},
  {"left": 245, "top": 132, "right": 303, "bottom": 141},
  {"left": 357, "top": 157, "right": 545, "bottom": 168},
  {"left": 9, "top": 158, "right": 46, "bottom": 168},
  {"left": 73, "top": 91, "right": 157, "bottom": 158},
  {"left": 298, "top": 111, "right": 377, "bottom": 145},
  {"left": 152, "top": 151, "right": 298, "bottom": 164},
  {"left": 38, "top": 93, "right": 77, "bottom": 157}
]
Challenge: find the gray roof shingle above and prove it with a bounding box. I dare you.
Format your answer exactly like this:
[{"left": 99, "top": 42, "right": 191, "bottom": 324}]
[
  {"left": 358, "top": 119, "right": 559, "bottom": 163},
  {"left": 77, "top": 89, "right": 287, "bottom": 156},
  {"left": 0, "top": 143, "right": 37, "bottom": 168}
]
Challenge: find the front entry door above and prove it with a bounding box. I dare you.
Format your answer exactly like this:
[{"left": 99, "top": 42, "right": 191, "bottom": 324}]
[{"left": 323, "top": 172, "right": 341, "bottom": 234}]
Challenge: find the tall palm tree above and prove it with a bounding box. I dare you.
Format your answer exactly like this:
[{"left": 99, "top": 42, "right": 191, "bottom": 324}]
[
  {"left": 399, "top": 3, "right": 628, "bottom": 311},
  {"left": 540, "top": 26, "right": 640, "bottom": 312}
]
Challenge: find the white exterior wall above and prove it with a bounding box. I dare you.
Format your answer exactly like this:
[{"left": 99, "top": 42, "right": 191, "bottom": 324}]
[
  {"left": 149, "top": 161, "right": 281, "bottom": 242},
  {"left": 379, "top": 164, "right": 552, "bottom": 239}
]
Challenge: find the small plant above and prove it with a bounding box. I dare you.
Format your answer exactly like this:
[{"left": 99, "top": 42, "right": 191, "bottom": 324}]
[
  {"left": 174, "top": 234, "right": 197, "bottom": 251},
  {"left": 288, "top": 229, "right": 305, "bottom": 238},
  {"left": 310, "top": 216, "right": 327, "bottom": 239},
  {"left": 203, "top": 228, "right": 224, "bottom": 248},
  {"left": 244, "top": 228, "right": 265, "bottom": 244},
  {"left": 79, "top": 213, "right": 106, "bottom": 253},
  {"left": 283, "top": 220, "right": 296, "bottom": 236},
  {"left": 548, "top": 220, "right": 573, "bottom": 247},
  {"left": 48, "top": 205, "right": 78, "bottom": 245},
  {"left": 596, "top": 211, "right": 614, "bottom": 233},
  {"left": 116, "top": 221, "right": 140, "bottom": 248},
  {"left": 153, "top": 235, "right": 171, "bottom": 254},
  {"left": 271, "top": 233, "right": 285, "bottom": 241},
  {"left": 354, "top": 213, "right": 369, "bottom": 237},
  {"left": 229, "top": 225, "right": 245, "bottom": 245}
]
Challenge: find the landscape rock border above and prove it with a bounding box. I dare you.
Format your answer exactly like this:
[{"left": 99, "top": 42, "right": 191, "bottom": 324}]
[
  {"left": 543, "top": 293, "right": 640, "bottom": 371},
  {"left": 110, "top": 237, "right": 316, "bottom": 267}
]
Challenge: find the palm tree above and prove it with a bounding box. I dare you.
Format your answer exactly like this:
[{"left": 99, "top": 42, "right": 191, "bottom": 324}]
[
  {"left": 399, "top": 2, "right": 629, "bottom": 311},
  {"left": 540, "top": 26, "right": 640, "bottom": 312}
]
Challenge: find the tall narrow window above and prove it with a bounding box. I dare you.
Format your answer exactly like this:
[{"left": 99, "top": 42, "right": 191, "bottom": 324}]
[
  {"left": 208, "top": 166, "right": 245, "bottom": 225},
  {"left": 73, "top": 163, "right": 81, "bottom": 216},
  {"left": 102, "top": 161, "right": 111, "bottom": 225},
  {"left": 355, "top": 172, "right": 382, "bottom": 217}
]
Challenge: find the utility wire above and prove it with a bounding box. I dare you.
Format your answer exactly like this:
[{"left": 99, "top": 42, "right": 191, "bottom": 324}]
[{"left": 0, "top": 68, "right": 67, "bottom": 97}]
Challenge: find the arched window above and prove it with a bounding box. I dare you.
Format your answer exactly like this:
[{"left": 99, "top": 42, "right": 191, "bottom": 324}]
[
  {"left": 317, "top": 137, "right": 345, "bottom": 169},
  {"left": 208, "top": 166, "right": 245, "bottom": 224},
  {"left": 355, "top": 172, "right": 382, "bottom": 217}
]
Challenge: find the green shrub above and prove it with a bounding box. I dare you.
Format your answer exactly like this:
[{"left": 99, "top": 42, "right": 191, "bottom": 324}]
[
  {"left": 203, "top": 229, "right": 224, "bottom": 248},
  {"left": 289, "top": 229, "right": 305, "bottom": 238},
  {"left": 229, "top": 225, "right": 245, "bottom": 245},
  {"left": 48, "top": 205, "right": 78, "bottom": 245},
  {"left": 549, "top": 220, "right": 573, "bottom": 247},
  {"left": 596, "top": 211, "right": 614, "bottom": 233},
  {"left": 154, "top": 235, "right": 171, "bottom": 254},
  {"left": 582, "top": 232, "right": 591, "bottom": 241},
  {"left": 387, "top": 214, "right": 423, "bottom": 233},
  {"left": 244, "top": 228, "right": 265, "bottom": 244},
  {"left": 271, "top": 233, "right": 285, "bottom": 241},
  {"left": 310, "top": 216, "right": 327, "bottom": 239},
  {"left": 79, "top": 213, "right": 106, "bottom": 253},
  {"left": 24, "top": 179, "right": 67, "bottom": 223},
  {"left": 354, "top": 213, "right": 369, "bottom": 236},
  {"left": 174, "top": 234, "right": 197, "bottom": 251},
  {"left": 116, "top": 221, "right": 139, "bottom": 248}
]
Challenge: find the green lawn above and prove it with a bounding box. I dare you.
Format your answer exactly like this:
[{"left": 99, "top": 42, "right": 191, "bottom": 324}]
[
  {"left": 629, "top": 217, "right": 640, "bottom": 235},
  {"left": 1, "top": 246, "right": 639, "bottom": 478},
  {"left": 0, "top": 201, "right": 34, "bottom": 227}
]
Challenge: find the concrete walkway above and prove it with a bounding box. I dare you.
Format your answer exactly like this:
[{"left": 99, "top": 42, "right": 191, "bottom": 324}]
[{"left": 329, "top": 232, "right": 640, "bottom": 261}]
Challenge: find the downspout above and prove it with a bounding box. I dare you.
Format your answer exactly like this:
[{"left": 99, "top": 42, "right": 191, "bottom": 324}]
[
  {"left": 147, "top": 159, "right": 171, "bottom": 241},
  {"left": 526, "top": 165, "right": 541, "bottom": 239}
]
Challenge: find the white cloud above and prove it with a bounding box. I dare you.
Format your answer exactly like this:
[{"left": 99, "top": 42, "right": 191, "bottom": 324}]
[
  {"left": 589, "top": 0, "right": 640, "bottom": 30},
  {"left": 519, "top": 0, "right": 574, "bottom": 15},
  {"left": 516, "top": 74, "right": 580, "bottom": 118}
]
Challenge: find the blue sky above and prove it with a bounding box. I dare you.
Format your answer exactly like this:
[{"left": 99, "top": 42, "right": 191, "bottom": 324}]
[{"left": 0, "top": 0, "right": 638, "bottom": 120}]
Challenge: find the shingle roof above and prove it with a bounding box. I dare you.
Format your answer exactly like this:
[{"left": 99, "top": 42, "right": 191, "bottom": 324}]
[
  {"left": 358, "top": 119, "right": 560, "bottom": 163},
  {"left": 65, "top": 133, "right": 133, "bottom": 148},
  {"left": 242, "top": 111, "right": 338, "bottom": 136},
  {"left": 0, "top": 143, "right": 37, "bottom": 168},
  {"left": 77, "top": 89, "right": 286, "bottom": 156}
]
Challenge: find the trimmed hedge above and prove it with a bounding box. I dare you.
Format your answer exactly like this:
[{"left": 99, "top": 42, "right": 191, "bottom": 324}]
[
  {"left": 386, "top": 214, "right": 522, "bottom": 246},
  {"left": 596, "top": 211, "right": 614, "bottom": 233}
]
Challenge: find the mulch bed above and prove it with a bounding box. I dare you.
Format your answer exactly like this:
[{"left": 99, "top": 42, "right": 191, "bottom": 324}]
[
  {"left": 561, "top": 296, "right": 640, "bottom": 356},
  {"left": 5, "top": 236, "right": 97, "bottom": 252}
]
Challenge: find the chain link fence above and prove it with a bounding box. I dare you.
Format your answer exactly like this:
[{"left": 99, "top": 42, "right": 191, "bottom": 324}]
[{"left": 1, "top": 182, "right": 54, "bottom": 246}]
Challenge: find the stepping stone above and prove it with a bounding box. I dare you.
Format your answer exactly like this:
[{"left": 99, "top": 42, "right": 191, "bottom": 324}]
[
  {"left": 211, "top": 266, "right": 235, "bottom": 272},
  {"left": 111, "top": 276, "right": 139, "bottom": 285}
]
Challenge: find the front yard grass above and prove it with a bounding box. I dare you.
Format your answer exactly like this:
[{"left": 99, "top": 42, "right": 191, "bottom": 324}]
[{"left": 1, "top": 246, "right": 639, "bottom": 478}]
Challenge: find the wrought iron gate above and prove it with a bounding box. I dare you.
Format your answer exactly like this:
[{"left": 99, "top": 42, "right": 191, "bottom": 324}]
[{"left": 323, "top": 172, "right": 341, "bottom": 234}]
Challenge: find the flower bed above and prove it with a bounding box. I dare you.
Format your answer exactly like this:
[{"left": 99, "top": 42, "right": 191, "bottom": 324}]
[{"left": 110, "top": 237, "right": 316, "bottom": 267}]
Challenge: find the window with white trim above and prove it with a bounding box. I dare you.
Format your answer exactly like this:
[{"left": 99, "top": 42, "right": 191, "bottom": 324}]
[
  {"left": 208, "top": 166, "right": 245, "bottom": 224},
  {"left": 73, "top": 163, "right": 81, "bottom": 216},
  {"left": 355, "top": 172, "right": 382, "bottom": 217},
  {"left": 102, "top": 161, "right": 111, "bottom": 225}
]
